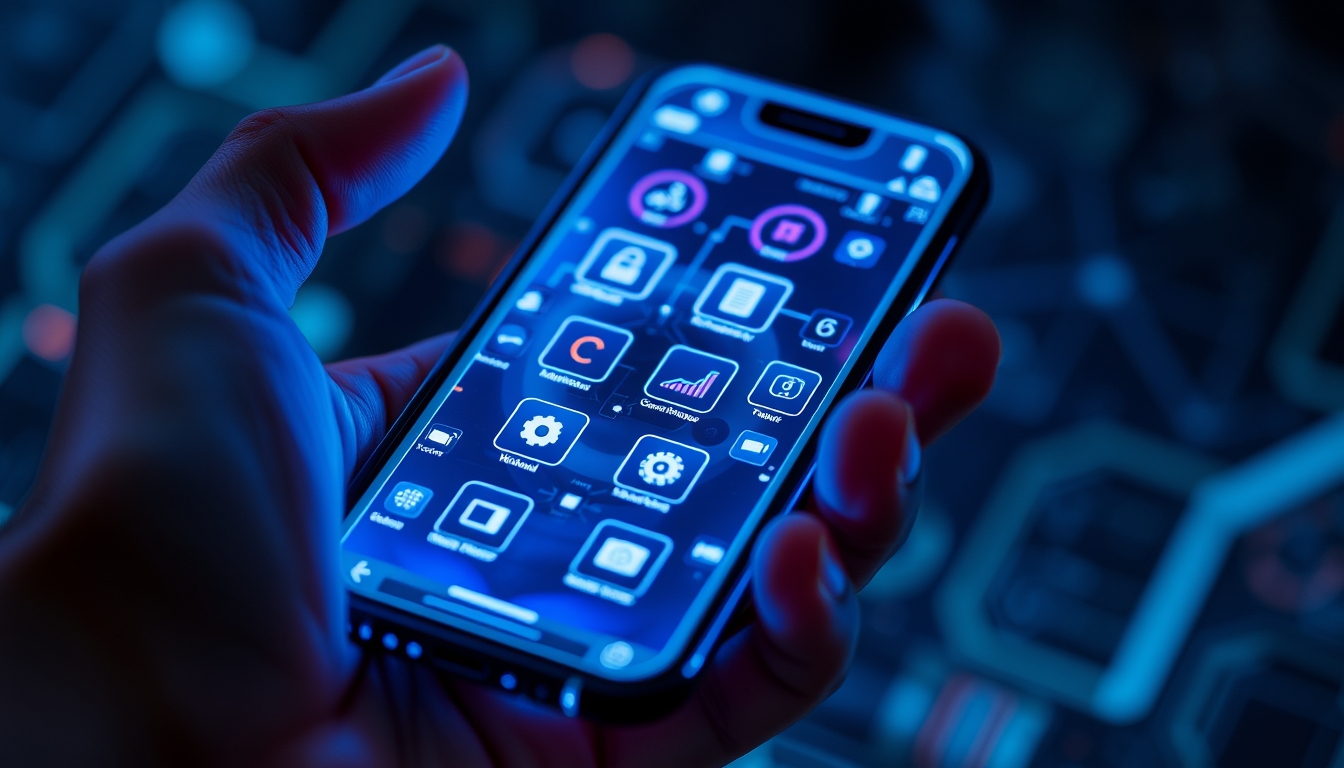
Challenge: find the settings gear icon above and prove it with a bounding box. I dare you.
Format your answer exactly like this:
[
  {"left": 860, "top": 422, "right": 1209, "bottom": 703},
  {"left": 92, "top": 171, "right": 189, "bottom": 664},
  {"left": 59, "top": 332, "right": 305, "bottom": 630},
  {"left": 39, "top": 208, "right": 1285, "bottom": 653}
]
[
  {"left": 520, "top": 414, "right": 563, "bottom": 447},
  {"left": 638, "top": 451, "right": 684, "bottom": 486}
]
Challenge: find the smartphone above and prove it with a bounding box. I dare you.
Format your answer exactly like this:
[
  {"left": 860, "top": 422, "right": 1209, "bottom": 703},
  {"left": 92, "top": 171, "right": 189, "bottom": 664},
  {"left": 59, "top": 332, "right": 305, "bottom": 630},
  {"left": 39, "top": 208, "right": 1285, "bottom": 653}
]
[{"left": 341, "top": 64, "right": 988, "bottom": 722}]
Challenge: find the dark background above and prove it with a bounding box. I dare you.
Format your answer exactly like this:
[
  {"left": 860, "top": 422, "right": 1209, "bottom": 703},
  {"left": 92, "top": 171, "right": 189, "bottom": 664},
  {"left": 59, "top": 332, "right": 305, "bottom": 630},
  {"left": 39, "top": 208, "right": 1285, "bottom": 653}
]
[{"left": 3, "top": 0, "right": 1344, "bottom": 765}]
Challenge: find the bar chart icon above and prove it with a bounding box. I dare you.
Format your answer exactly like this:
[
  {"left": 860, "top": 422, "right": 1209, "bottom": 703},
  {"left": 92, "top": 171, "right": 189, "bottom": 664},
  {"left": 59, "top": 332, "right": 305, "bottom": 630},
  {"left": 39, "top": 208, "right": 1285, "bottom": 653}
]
[
  {"left": 658, "top": 370, "right": 720, "bottom": 399},
  {"left": 644, "top": 345, "right": 739, "bottom": 413}
]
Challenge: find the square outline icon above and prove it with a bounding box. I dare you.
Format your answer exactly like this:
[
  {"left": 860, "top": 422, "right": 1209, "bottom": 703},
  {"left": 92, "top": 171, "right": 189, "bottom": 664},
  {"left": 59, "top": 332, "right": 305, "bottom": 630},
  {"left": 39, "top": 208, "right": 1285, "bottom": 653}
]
[
  {"left": 728, "top": 430, "right": 779, "bottom": 466},
  {"left": 613, "top": 434, "right": 711, "bottom": 505},
  {"left": 384, "top": 481, "right": 434, "bottom": 518},
  {"left": 642, "top": 344, "right": 740, "bottom": 414},
  {"left": 692, "top": 262, "right": 794, "bottom": 333},
  {"left": 537, "top": 315, "right": 634, "bottom": 383},
  {"left": 747, "top": 361, "right": 824, "bottom": 417},
  {"left": 493, "top": 397, "right": 590, "bottom": 466},
  {"left": 433, "top": 481, "right": 534, "bottom": 553},
  {"left": 569, "top": 519, "right": 674, "bottom": 598},
  {"left": 800, "top": 310, "right": 853, "bottom": 348},
  {"left": 574, "top": 227, "right": 678, "bottom": 301}
]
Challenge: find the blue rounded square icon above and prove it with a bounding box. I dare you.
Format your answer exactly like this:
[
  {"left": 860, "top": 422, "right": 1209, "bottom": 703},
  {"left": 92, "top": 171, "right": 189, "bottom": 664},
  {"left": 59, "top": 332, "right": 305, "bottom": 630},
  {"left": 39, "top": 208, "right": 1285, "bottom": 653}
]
[
  {"left": 384, "top": 481, "right": 433, "bottom": 518},
  {"left": 833, "top": 231, "right": 886, "bottom": 269}
]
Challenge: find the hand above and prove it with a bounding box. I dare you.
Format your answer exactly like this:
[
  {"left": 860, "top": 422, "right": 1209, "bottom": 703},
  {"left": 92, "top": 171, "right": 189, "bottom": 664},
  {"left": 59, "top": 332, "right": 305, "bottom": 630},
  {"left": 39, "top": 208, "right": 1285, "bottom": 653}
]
[{"left": 0, "top": 46, "right": 999, "bottom": 766}]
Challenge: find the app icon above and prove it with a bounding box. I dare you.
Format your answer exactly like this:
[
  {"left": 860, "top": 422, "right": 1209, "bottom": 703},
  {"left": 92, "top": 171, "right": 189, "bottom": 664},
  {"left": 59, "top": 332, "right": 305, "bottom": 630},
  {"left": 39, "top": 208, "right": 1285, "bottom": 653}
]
[
  {"left": 418, "top": 423, "right": 462, "bottom": 454},
  {"left": 644, "top": 345, "right": 739, "bottom": 413},
  {"left": 599, "top": 641, "right": 635, "bottom": 669},
  {"left": 692, "top": 263, "right": 794, "bottom": 333},
  {"left": 699, "top": 148, "right": 736, "bottom": 179},
  {"left": 384, "top": 481, "right": 434, "bottom": 518},
  {"left": 749, "top": 203, "right": 827, "bottom": 262},
  {"left": 570, "top": 519, "right": 673, "bottom": 597},
  {"left": 686, "top": 535, "right": 729, "bottom": 567},
  {"left": 538, "top": 316, "right": 633, "bottom": 382},
  {"left": 614, "top": 434, "right": 710, "bottom": 504},
  {"left": 833, "top": 231, "right": 886, "bottom": 269},
  {"left": 842, "top": 191, "right": 889, "bottom": 223},
  {"left": 514, "top": 287, "right": 550, "bottom": 313},
  {"left": 575, "top": 228, "right": 678, "bottom": 300},
  {"left": 692, "top": 88, "right": 729, "bottom": 116},
  {"left": 909, "top": 175, "right": 941, "bottom": 203},
  {"left": 801, "top": 310, "right": 852, "bottom": 347},
  {"left": 488, "top": 323, "right": 530, "bottom": 357},
  {"left": 729, "top": 430, "right": 778, "bottom": 466},
  {"left": 900, "top": 144, "right": 929, "bottom": 173},
  {"left": 628, "top": 169, "right": 708, "bottom": 228},
  {"left": 433, "top": 481, "right": 534, "bottom": 552},
  {"left": 748, "top": 361, "right": 824, "bottom": 417},
  {"left": 494, "top": 398, "right": 589, "bottom": 466}
]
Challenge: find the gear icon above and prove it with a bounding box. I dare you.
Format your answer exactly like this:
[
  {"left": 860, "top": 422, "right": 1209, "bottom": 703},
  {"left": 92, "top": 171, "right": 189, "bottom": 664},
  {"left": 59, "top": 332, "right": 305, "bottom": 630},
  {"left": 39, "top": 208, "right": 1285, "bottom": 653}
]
[
  {"left": 638, "top": 451, "right": 684, "bottom": 486},
  {"left": 520, "top": 414, "right": 562, "bottom": 447}
]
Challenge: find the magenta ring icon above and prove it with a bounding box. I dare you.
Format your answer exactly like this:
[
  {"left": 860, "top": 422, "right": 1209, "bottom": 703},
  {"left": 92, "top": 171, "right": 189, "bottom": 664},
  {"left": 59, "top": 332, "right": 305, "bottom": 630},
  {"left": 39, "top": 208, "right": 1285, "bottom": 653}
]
[
  {"left": 628, "top": 169, "right": 708, "bottom": 228},
  {"left": 749, "top": 204, "right": 828, "bottom": 262}
]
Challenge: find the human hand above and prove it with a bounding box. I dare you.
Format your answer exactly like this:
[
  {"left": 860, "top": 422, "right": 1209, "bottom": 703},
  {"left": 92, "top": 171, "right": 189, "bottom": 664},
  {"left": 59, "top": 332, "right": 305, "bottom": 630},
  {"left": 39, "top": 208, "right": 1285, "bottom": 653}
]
[{"left": 0, "top": 46, "right": 998, "bottom": 767}]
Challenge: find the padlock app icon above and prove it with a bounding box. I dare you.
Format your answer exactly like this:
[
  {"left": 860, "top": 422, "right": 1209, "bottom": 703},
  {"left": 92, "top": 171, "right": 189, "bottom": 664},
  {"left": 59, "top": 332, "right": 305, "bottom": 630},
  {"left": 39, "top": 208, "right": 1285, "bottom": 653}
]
[
  {"left": 599, "top": 245, "right": 646, "bottom": 286},
  {"left": 576, "top": 228, "right": 678, "bottom": 301}
]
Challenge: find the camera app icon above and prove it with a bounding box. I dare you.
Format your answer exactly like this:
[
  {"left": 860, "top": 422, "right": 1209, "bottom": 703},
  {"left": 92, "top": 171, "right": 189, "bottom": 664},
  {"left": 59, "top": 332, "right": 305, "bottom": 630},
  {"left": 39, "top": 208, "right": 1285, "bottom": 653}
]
[{"left": 570, "top": 520, "right": 673, "bottom": 597}]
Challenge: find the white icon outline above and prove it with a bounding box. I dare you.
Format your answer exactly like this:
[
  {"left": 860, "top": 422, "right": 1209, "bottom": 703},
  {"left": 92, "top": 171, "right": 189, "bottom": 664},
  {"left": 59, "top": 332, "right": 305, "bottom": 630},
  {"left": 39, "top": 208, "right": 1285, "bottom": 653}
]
[
  {"left": 613, "top": 434, "right": 710, "bottom": 504},
  {"left": 643, "top": 344, "right": 740, "bottom": 414},
  {"left": 569, "top": 519, "right": 674, "bottom": 598},
  {"left": 747, "top": 361, "right": 823, "bottom": 417},
  {"left": 575, "top": 227, "right": 678, "bottom": 301},
  {"left": 729, "top": 430, "right": 779, "bottom": 466},
  {"left": 536, "top": 316, "right": 634, "bottom": 383},
  {"left": 692, "top": 262, "right": 794, "bottom": 333},
  {"left": 493, "top": 397, "right": 589, "bottom": 466},
  {"left": 433, "top": 481, "right": 535, "bottom": 553}
]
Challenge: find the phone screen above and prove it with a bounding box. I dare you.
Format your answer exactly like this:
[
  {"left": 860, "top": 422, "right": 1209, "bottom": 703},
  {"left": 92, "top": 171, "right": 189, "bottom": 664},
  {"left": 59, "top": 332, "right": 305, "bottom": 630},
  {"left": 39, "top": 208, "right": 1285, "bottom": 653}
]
[{"left": 342, "top": 66, "right": 973, "bottom": 681}]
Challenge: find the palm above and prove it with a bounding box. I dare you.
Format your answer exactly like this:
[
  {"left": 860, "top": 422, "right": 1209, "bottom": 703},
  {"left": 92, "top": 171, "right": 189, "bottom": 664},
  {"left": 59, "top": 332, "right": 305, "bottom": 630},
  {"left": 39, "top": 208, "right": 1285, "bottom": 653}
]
[{"left": 0, "top": 47, "right": 999, "bottom": 767}]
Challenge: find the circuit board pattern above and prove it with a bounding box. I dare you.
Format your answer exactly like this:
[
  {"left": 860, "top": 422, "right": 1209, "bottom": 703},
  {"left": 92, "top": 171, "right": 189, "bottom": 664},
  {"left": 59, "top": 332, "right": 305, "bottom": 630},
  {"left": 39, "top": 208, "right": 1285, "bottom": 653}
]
[{"left": 1, "top": 1, "right": 1342, "bottom": 765}]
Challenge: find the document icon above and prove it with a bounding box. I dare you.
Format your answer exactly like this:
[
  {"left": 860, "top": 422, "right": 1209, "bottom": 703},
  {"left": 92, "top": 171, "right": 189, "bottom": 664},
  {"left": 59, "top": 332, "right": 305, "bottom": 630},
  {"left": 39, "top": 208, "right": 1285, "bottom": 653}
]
[{"left": 717, "top": 278, "right": 765, "bottom": 318}]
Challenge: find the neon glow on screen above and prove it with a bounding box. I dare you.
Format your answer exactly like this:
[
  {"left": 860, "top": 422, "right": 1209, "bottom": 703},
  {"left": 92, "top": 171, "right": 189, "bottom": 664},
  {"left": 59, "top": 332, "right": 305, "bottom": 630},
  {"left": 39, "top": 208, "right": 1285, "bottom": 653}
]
[{"left": 342, "top": 68, "right": 971, "bottom": 680}]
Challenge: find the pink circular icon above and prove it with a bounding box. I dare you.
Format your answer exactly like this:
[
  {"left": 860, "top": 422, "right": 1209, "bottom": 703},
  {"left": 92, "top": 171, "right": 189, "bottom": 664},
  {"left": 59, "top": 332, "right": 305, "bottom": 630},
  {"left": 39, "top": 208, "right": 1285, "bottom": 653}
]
[
  {"left": 628, "top": 169, "right": 708, "bottom": 228},
  {"left": 748, "top": 204, "right": 828, "bottom": 262}
]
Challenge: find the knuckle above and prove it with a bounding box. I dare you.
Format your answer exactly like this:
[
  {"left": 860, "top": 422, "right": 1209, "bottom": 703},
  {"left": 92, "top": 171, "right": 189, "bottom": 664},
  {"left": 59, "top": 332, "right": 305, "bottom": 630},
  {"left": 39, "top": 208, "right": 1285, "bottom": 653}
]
[{"left": 80, "top": 222, "right": 254, "bottom": 309}]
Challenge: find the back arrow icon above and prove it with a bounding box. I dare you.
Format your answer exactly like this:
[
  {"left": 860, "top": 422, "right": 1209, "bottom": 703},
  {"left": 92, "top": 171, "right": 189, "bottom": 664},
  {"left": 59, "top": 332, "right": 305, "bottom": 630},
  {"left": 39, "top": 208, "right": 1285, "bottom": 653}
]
[{"left": 350, "top": 560, "right": 372, "bottom": 584}]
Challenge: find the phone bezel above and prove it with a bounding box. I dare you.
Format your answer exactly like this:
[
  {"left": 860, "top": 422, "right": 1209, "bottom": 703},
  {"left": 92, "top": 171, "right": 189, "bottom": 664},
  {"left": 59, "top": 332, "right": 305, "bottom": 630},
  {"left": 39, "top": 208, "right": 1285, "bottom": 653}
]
[{"left": 345, "top": 63, "right": 991, "bottom": 721}]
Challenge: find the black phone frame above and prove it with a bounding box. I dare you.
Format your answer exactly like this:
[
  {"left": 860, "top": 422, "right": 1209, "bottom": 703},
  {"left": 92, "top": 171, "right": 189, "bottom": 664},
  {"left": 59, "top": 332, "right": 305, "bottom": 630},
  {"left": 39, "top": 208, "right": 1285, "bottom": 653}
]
[{"left": 344, "top": 63, "right": 991, "bottom": 723}]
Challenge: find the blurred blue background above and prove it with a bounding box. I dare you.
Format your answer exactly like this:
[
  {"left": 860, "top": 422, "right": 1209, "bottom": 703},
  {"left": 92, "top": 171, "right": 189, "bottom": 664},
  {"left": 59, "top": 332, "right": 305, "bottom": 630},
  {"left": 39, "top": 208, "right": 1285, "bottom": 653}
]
[{"left": 2, "top": 0, "right": 1344, "bottom": 765}]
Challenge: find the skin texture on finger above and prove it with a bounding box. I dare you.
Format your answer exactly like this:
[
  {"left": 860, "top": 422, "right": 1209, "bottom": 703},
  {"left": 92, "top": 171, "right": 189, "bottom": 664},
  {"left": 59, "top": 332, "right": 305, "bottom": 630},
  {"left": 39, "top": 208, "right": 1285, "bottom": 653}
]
[
  {"left": 809, "top": 298, "right": 998, "bottom": 585},
  {"left": 0, "top": 47, "right": 474, "bottom": 765},
  {"left": 596, "top": 515, "right": 857, "bottom": 768},
  {"left": 812, "top": 390, "right": 917, "bottom": 587},
  {"left": 872, "top": 298, "right": 1000, "bottom": 444},
  {"left": 90, "top": 45, "right": 468, "bottom": 308},
  {"left": 325, "top": 332, "right": 455, "bottom": 476}
]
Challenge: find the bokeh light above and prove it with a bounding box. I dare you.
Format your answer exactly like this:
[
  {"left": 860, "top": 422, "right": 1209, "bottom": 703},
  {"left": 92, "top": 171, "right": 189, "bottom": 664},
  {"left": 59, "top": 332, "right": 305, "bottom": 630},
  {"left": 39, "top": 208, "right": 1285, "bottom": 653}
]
[
  {"left": 22, "top": 304, "right": 76, "bottom": 362},
  {"left": 570, "top": 33, "right": 634, "bottom": 90},
  {"left": 156, "top": 0, "right": 256, "bottom": 89}
]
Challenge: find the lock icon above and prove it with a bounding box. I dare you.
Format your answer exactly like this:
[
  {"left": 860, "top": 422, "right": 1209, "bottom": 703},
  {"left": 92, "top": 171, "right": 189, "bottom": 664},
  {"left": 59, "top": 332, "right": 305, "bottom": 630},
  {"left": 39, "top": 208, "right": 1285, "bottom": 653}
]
[{"left": 599, "top": 245, "right": 646, "bottom": 286}]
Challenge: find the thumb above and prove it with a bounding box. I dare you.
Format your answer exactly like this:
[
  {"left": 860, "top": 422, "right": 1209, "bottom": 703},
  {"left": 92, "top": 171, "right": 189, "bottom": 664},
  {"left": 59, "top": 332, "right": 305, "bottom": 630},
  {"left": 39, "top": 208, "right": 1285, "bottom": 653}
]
[{"left": 96, "top": 44, "right": 467, "bottom": 306}]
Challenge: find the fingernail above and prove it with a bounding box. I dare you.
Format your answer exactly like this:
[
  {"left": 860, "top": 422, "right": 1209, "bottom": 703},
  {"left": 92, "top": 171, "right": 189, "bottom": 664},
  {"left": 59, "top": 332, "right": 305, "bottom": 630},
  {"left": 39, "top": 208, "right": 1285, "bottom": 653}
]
[
  {"left": 819, "top": 540, "right": 849, "bottom": 602},
  {"left": 900, "top": 406, "right": 922, "bottom": 486},
  {"left": 374, "top": 44, "right": 451, "bottom": 86}
]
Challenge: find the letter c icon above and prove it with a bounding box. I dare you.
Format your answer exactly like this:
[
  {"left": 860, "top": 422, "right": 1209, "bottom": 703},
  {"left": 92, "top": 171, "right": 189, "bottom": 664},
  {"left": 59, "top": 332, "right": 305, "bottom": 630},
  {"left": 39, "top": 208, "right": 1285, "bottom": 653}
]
[{"left": 570, "top": 335, "right": 604, "bottom": 364}]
